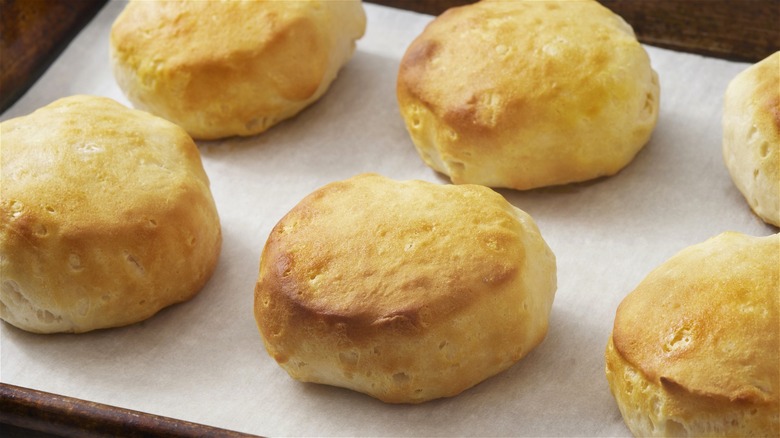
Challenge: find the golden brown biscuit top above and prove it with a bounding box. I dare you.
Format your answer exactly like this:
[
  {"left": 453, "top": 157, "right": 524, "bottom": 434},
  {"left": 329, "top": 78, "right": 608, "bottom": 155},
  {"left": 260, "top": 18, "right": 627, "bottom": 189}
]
[
  {"left": 0, "top": 95, "right": 208, "bottom": 235},
  {"left": 613, "top": 232, "right": 780, "bottom": 404},
  {"left": 397, "top": 0, "right": 647, "bottom": 135},
  {"left": 112, "top": 0, "right": 325, "bottom": 65},
  {"left": 259, "top": 174, "right": 525, "bottom": 329},
  {"left": 110, "top": 0, "right": 364, "bottom": 104}
]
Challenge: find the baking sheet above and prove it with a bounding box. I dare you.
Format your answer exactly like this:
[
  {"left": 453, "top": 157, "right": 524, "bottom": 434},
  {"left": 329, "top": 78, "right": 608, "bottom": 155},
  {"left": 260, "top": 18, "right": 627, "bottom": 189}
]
[{"left": 1, "top": 1, "right": 774, "bottom": 436}]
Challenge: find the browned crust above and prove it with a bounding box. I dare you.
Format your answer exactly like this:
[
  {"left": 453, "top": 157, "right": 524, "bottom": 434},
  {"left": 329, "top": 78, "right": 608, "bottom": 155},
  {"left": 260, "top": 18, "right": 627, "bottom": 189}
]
[
  {"left": 612, "top": 232, "right": 779, "bottom": 405},
  {"left": 255, "top": 174, "right": 523, "bottom": 345}
]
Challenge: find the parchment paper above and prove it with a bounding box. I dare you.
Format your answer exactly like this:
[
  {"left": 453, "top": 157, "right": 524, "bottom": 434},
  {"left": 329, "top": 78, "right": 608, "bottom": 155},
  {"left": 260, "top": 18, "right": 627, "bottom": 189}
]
[{"left": 1, "top": 1, "right": 774, "bottom": 436}]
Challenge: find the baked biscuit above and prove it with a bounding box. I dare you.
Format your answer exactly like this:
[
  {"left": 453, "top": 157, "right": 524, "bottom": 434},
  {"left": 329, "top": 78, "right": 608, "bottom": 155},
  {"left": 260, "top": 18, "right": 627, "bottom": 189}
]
[
  {"left": 397, "top": 0, "right": 659, "bottom": 190},
  {"left": 0, "top": 95, "right": 221, "bottom": 333},
  {"left": 606, "top": 232, "right": 779, "bottom": 436},
  {"left": 723, "top": 51, "right": 780, "bottom": 227},
  {"left": 254, "top": 174, "right": 557, "bottom": 403},
  {"left": 110, "top": 0, "right": 366, "bottom": 140}
]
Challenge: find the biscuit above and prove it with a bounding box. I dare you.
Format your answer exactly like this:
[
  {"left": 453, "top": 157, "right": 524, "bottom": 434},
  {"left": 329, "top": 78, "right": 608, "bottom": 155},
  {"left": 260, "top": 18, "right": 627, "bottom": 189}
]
[
  {"left": 397, "top": 0, "right": 659, "bottom": 190},
  {"left": 0, "top": 95, "right": 222, "bottom": 333},
  {"left": 254, "top": 174, "right": 557, "bottom": 403},
  {"left": 606, "top": 232, "right": 779, "bottom": 436},
  {"left": 110, "top": 0, "right": 366, "bottom": 140}
]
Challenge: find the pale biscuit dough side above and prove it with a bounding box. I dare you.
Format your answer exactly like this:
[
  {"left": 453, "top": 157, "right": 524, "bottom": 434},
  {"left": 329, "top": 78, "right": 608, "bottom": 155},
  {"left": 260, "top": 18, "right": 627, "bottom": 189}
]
[{"left": 723, "top": 51, "right": 780, "bottom": 227}]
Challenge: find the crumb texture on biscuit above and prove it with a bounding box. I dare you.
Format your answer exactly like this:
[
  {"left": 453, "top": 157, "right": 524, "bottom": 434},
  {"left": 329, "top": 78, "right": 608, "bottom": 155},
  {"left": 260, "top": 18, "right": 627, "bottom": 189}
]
[
  {"left": 110, "top": 0, "right": 366, "bottom": 139},
  {"left": 0, "top": 95, "right": 222, "bottom": 333},
  {"left": 723, "top": 51, "right": 780, "bottom": 226},
  {"left": 255, "top": 174, "right": 556, "bottom": 403},
  {"left": 397, "top": 0, "right": 659, "bottom": 190},
  {"left": 607, "top": 232, "right": 779, "bottom": 436}
]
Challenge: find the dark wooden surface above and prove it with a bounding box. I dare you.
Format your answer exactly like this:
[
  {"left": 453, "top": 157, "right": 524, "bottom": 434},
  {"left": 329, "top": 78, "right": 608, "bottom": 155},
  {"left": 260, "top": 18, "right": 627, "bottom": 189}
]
[
  {"left": 601, "top": 0, "right": 779, "bottom": 62},
  {"left": 369, "top": 0, "right": 780, "bottom": 62},
  {"left": 1, "top": 0, "right": 778, "bottom": 436},
  {"left": 0, "top": 383, "right": 259, "bottom": 438},
  {"left": 0, "top": 0, "right": 109, "bottom": 112}
]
